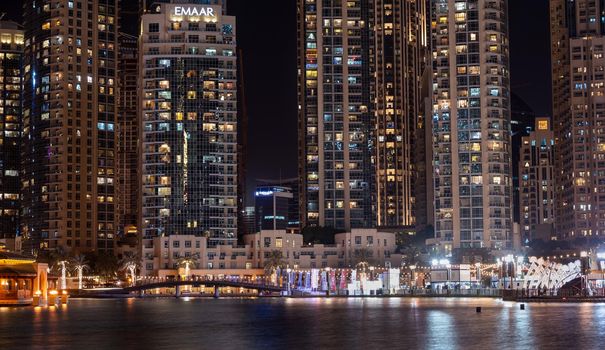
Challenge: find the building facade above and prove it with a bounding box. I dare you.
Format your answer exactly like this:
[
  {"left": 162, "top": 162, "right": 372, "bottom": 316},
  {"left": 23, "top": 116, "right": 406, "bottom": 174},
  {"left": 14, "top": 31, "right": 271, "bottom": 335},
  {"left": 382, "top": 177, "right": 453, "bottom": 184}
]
[
  {"left": 374, "top": 0, "right": 428, "bottom": 229},
  {"left": 518, "top": 118, "right": 556, "bottom": 243},
  {"left": 143, "top": 228, "right": 402, "bottom": 275},
  {"left": 117, "top": 32, "right": 138, "bottom": 237},
  {"left": 257, "top": 177, "right": 301, "bottom": 230},
  {"left": 550, "top": 0, "right": 605, "bottom": 238},
  {"left": 255, "top": 186, "right": 294, "bottom": 231},
  {"left": 431, "top": 0, "right": 512, "bottom": 250},
  {"left": 22, "top": 0, "right": 119, "bottom": 254},
  {"left": 297, "top": 0, "right": 374, "bottom": 231},
  {"left": 139, "top": 1, "right": 237, "bottom": 274},
  {"left": 0, "top": 22, "right": 23, "bottom": 240},
  {"left": 297, "top": 0, "right": 431, "bottom": 232}
]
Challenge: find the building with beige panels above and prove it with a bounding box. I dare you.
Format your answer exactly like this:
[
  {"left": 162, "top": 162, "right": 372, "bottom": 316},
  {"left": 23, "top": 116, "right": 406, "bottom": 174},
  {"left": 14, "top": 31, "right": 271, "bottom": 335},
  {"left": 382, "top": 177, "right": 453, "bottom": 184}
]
[{"left": 144, "top": 229, "right": 402, "bottom": 276}]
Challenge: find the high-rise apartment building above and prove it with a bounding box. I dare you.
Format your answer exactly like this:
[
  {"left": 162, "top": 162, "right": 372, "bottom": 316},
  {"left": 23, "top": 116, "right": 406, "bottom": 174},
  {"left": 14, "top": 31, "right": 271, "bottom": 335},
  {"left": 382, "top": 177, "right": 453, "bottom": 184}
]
[
  {"left": 0, "top": 22, "right": 24, "bottom": 239},
  {"left": 519, "top": 117, "right": 555, "bottom": 243},
  {"left": 431, "top": 0, "right": 512, "bottom": 250},
  {"left": 22, "top": 0, "right": 119, "bottom": 255},
  {"left": 374, "top": 0, "right": 428, "bottom": 229},
  {"left": 139, "top": 0, "right": 237, "bottom": 273},
  {"left": 297, "top": 0, "right": 374, "bottom": 231},
  {"left": 550, "top": 0, "right": 605, "bottom": 238},
  {"left": 298, "top": 0, "right": 430, "bottom": 231},
  {"left": 117, "top": 32, "right": 138, "bottom": 236}
]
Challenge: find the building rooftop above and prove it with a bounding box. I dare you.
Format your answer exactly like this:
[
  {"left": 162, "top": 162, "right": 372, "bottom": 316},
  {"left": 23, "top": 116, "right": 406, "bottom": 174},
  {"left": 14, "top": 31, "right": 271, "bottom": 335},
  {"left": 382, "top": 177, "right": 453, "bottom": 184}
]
[{"left": 0, "top": 250, "right": 36, "bottom": 262}]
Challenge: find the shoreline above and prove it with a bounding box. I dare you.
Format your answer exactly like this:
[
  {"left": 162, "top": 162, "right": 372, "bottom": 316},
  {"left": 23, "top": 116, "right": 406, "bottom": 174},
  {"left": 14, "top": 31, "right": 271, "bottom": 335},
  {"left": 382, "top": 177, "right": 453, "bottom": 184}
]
[{"left": 66, "top": 293, "right": 605, "bottom": 303}]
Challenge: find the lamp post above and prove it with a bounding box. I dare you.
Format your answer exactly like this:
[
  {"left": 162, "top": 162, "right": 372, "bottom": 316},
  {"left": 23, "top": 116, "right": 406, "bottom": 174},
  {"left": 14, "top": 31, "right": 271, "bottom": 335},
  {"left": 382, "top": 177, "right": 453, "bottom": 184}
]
[
  {"left": 446, "top": 262, "right": 452, "bottom": 291},
  {"left": 325, "top": 267, "right": 331, "bottom": 296},
  {"left": 286, "top": 268, "right": 292, "bottom": 296},
  {"left": 580, "top": 251, "right": 588, "bottom": 296},
  {"left": 496, "top": 258, "right": 502, "bottom": 289},
  {"left": 410, "top": 265, "right": 416, "bottom": 290}
]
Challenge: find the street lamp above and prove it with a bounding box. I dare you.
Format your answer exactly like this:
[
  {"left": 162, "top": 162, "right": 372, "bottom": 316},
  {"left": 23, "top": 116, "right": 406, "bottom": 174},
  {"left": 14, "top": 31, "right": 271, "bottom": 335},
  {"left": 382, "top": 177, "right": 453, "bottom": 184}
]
[
  {"left": 580, "top": 251, "right": 589, "bottom": 295},
  {"left": 496, "top": 258, "right": 502, "bottom": 289},
  {"left": 325, "top": 267, "right": 331, "bottom": 296},
  {"left": 504, "top": 255, "right": 514, "bottom": 289},
  {"left": 286, "top": 268, "right": 292, "bottom": 296},
  {"left": 410, "top": 265, "right": 417, "bottom": 290}
]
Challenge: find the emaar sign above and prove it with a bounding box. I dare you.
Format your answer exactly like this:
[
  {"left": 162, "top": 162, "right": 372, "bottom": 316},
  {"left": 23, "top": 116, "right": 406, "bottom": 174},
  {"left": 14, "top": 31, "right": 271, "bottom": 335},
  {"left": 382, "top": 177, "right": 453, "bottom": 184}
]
[{"left": 173, "top": 6, "right": 216, "bottom": 17}]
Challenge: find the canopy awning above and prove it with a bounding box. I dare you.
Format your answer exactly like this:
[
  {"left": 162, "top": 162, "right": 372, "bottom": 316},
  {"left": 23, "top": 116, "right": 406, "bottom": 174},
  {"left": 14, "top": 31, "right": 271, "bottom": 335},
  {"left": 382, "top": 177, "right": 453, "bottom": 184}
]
[{"left": 0, "top": 264, "right": 37, "bottom": 277}]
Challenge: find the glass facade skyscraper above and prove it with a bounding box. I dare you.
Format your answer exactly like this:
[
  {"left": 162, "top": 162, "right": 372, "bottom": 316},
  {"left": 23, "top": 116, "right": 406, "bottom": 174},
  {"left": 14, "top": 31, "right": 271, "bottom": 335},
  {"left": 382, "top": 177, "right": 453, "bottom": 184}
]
[
  {"left": 431, "top": 0, "right": 512, "bottom": 251},
  {"left": 0, "top": 22, "right": 23, "bottom": 240},
  {"left": 22, "top": 0, "right": 119, "bottom": 255},
  {"left": 550, "top": 0, "right": 605, "bottom": 239},
  {"left": 374, "top": 0, "right": 428, "bottom": 228},
  {"left": 297, "top": 0, "right": 374, "bottom": 231},
  {"left": 298, "top": 0, "right": 430, "bottom": 232},
  {"left": 139, "top": 1, "right": 237, "bottom": 274}
]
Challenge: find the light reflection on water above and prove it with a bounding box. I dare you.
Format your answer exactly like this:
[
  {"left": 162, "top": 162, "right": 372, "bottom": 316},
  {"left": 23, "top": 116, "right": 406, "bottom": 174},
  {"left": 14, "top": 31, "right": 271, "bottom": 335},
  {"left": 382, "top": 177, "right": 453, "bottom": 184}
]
[{"left": 1, "top": 298, "right": 605, "bottom": 349}]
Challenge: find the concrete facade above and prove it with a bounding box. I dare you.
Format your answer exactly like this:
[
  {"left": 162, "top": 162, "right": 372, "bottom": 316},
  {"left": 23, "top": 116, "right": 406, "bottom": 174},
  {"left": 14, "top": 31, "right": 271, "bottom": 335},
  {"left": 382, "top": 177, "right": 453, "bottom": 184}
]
[{"left": 143, "top": 229, "right": 402, "bottom": 276}]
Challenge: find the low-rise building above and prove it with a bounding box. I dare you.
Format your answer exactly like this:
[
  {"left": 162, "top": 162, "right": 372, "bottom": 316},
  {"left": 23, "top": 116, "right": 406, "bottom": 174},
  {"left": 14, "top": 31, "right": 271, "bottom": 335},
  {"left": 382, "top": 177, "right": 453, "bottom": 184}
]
[
  {"left": 0, "top": 249, "right": 49, "bottom": 306},
  {"left": 143, "top": 229, "right": 402, "bottom": 276}
]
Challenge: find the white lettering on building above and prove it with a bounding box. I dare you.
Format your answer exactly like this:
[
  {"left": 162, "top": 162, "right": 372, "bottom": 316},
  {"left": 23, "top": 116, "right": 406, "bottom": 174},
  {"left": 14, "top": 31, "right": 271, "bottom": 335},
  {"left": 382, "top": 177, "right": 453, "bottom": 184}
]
[{"left": 174, "top": 6, "right": 215, "bottom": 17}]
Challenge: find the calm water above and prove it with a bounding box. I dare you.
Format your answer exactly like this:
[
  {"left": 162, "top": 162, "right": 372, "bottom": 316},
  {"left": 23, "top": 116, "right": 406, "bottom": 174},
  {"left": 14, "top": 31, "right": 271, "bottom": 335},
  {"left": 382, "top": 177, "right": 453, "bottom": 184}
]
[{"left": 1, "top": 297, "right": 605, "bottom": 349}]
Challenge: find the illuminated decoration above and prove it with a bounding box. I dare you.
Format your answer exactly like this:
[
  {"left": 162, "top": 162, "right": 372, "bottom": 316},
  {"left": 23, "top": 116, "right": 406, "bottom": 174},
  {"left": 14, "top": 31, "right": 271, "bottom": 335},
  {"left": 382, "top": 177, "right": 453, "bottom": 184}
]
[
  {"left": 57, "top": 260, "right": 68, "bottom": 290},
  {"left": 523, "top": 257, "right": 581, "bottom": 292},
  {"left": 255, "top": 190, "right": 274, "bottom": 197},
  {"left": 71, "top": 255, "right": 89, "bottom": 290},
  {"left": 264, "top": 215, "right": 285, "bottom": 220},
  {"left": 173, "top": 6, "right": 215, "bottom": 17}
]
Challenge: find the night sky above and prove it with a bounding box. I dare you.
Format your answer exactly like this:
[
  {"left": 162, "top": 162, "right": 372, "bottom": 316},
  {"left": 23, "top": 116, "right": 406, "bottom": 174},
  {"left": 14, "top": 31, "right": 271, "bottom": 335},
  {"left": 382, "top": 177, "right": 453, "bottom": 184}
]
[{"left": 0, "top": 0, "right": 551, "bottom": 203}]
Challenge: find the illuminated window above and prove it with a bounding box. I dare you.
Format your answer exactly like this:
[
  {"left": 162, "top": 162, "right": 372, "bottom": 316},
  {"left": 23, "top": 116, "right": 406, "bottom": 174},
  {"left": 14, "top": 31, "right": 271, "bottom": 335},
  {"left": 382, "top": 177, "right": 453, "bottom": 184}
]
[{"left": 538, "top": 120, "right": 549, "bottom": 130}]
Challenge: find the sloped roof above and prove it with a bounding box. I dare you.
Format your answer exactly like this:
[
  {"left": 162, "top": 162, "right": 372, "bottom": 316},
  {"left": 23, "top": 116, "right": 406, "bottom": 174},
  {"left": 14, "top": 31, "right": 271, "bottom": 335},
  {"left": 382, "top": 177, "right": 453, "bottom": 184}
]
[{"left": 0, "top": 251, "right": 36, "bottom": 262}]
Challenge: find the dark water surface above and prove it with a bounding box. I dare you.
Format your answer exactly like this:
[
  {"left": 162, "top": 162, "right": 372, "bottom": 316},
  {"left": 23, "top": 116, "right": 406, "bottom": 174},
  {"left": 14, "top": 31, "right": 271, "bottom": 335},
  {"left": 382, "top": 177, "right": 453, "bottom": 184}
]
[{"left": 1, "top": 297, "right": 605, "bottom": 349}]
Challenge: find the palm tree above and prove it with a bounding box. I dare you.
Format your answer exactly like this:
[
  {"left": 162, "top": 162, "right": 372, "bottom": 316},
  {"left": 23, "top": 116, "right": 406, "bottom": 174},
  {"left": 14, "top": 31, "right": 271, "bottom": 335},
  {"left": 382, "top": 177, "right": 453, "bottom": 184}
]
[
  {"left": 70, "top": 254, "right": 89, "bottom": 289},
  {"left": 264, "top": 250, "right": 286, "bottom": 282},
  {"left": 176, "top": 254, "right": 199, "bottom": 280},
  {"left": 50, "top": 247, "right": 70, "bottom": 290},
  {"left": 353, "top": 247, "right": 374, "bottom": 272},
  {"left": 402, "top": 246, "right": 421, "bottom": 267},
  {"left": 119, "top": 252, "right": 140, "bottom": 287}
]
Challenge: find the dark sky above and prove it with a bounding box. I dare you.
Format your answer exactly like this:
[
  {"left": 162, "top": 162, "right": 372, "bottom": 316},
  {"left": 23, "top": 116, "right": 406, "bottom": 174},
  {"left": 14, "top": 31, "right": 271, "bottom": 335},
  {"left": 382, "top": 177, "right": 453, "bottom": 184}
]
[{"left": 0, "top": 0, "right": 551, "bottom": 202}]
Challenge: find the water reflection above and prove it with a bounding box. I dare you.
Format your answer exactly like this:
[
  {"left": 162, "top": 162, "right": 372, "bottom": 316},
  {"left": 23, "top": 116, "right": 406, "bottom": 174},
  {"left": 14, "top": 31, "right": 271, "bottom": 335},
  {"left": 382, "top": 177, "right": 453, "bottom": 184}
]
[
  {"left": 1, "top": 298, "right": 605, "bottom": 349},
  {"left": 426, "top": 310, "right": 456, "bottom": 350}
]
